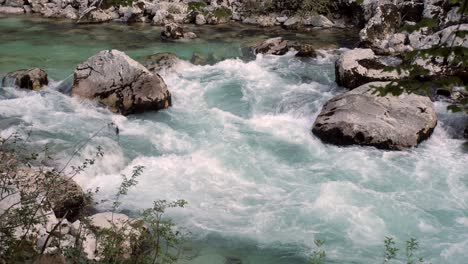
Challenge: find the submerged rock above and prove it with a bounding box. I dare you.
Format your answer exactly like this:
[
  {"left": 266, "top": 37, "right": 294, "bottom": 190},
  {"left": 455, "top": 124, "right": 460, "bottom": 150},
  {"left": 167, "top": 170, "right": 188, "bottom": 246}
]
[
  {"left": 142, "top": 52, "right": 181, "bottom": 73},
  {"left": 312, "top": 82, "right": 437, "bottom": 150},
  {"left": 71, "top": 49, "right": 171, "bottom": 115},
  {"left": 252, "top": 37, "right": 317, "bottom": 57},
  {"left": 335, "top": 48, "right": 406, "bottom": 89},
  {"left": 252, "top": 37, "right": 289, "bottom": 55},
  {"left": 2, "top": 68, "right": 48, "bottom": 90}
]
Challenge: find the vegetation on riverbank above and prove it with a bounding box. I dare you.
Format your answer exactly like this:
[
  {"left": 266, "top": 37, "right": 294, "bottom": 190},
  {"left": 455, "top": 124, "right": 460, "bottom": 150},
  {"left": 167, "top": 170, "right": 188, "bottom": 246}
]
[{"left": 0, "top": 129, "right": 187, "bottom": 264}]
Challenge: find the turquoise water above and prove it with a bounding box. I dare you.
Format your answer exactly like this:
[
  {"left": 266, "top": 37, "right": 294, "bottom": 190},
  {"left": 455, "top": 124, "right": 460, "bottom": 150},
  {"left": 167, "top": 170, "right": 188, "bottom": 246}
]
[{"left": 1, "top": 15, "right": 468, "bottom": 264}]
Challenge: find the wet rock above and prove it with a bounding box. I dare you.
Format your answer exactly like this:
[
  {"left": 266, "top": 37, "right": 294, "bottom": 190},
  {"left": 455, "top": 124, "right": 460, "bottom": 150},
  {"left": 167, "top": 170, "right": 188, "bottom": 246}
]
[
  {"left": 161, "top": 22, "right": 197, "bottom": 40},
  {"left": 252, "top": 37, "right": 289, "bottom": 55},
  {"left": 303, "top": 14, "right": 334, "bottom": 28},
  {"left": 142, "top": 52, "right": 181, "bottom": 73},
  {"left": 2, "top": 68, "right": 48, "bottom": 90},
  {"left": 335, "top": 48, "right": 407, "bottom": 89},
  {"left": 283, "top": 16, "right": 300, "bottom": 29},
  {"left": 289, "top": 43, "right": 317, "bottom": 57},
  {"left": 80, "top": 8, "right": 113, "bottom": 23},
  {"left": 312, "top": 82, "right": 437, "bottom": 150},
  {"left": 161, "top": 22, "right": 184, "bottom": 39},
  {"left": 252, "top": 37, "right": 317, "bottom": 58},
  {"left": 195, "top": 13, "right": 206, "bottom": 25},
  {"left": 190, "top": 52, "right": 208, "bottom": 65},
  {"left": 72, "top": 49, "right": 171, "bottom": 115},
  {"left": 464, "top": 125, "right": 468, "bottom": 139},
  {"left": 183, "top": 31, "right": 198, "bottom": 39},
  {"left": 0, "top": 6, "right": 24, "bottom": 14}
]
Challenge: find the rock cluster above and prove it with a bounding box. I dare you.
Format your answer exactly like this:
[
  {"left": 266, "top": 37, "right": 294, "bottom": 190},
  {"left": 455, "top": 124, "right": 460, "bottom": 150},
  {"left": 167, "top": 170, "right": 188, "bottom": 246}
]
[
  {"left": 0, "top": 0, "right": 348, "bottom": 29},
  {"left": 252, "top": 37, "right": 317, "bottom": 57},
  {"left": 314, "top": 0, "right": 468, "bottom": 150}
]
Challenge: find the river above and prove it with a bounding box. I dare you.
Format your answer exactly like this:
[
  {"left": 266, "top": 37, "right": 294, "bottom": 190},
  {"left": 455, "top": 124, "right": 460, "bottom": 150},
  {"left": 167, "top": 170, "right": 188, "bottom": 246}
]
[{"left": 1, "top": 15, "right": 467, "bottom": 264}]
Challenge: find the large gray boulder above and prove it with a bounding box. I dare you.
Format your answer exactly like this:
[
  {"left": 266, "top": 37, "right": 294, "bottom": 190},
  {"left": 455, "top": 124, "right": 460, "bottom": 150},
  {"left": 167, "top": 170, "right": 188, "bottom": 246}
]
[
  {"left": 312, "top": 82, "right": 438, "bottom": 150},
  {"left": 2, "top": 68, "right": 48, "bottom": 90},
  {"left": 71, "top": 50, "right": 171, "bottom": 115},
  {"left": 335, "top": 48, "right": 406, "bottom": 89}
]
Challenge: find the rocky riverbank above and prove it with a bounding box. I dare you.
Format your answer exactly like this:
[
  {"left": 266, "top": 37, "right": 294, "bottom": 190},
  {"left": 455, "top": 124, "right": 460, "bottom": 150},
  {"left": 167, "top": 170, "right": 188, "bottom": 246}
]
[
  {"left": 0, "top": 0, "right": 353, "bottom": 28},
  {"left": 311, "top": 0, "right": 467, "bottom": 149}
]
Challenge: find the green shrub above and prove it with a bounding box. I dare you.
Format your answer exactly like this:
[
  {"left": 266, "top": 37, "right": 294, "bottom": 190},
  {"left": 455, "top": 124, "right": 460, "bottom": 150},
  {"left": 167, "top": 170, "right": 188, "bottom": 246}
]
[
  {"left": 213, "top": 6, "right": 233, "bottom": 19},
  {"left": 0, "top": 127, "right": 187, "bottom": 264},
  {"left": 188, "top": 1, "right": 207, "bottom": 12}
]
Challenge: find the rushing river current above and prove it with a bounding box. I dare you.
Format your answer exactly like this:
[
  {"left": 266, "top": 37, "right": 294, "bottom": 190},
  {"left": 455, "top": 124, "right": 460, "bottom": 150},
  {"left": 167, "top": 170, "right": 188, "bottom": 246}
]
[{"left": 1, "top": 15, "right": 468, "bottom": 264}]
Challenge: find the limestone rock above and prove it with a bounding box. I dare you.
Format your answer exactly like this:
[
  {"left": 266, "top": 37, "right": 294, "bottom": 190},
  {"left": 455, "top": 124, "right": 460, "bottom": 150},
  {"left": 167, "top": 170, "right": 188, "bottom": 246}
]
[
  {"left": 142, "top": 52, "right": 181, "bottom": 74},
  {"left": 252, "top": 37, "right": 318, "bottom": 57},
  {"left": 72, "top": 50, "right": 171, "bottom": 115},
  {"left": 283, "top": 16, "right": 301, "bottom": 29},
  {"left": 80, "top": 9, "right": 113, "bottom": 23},
  {"left": 118, "top": 5, "right": 143, "bottom": 23},
  {"left": 0, "top": 6, "right": 24, "bottom": 14},
  {"left": 2, "top": 68, "right": 48, "bottom": 90},
  {"left": 4, "top": 0, "right": 23, "bottom": 8},
  {"left": 252, "top": 37, "right": 289, "bottom": 55},
  {"left": 195, "top": 13, "right": 206, "bottom": 25},
  {"left": 61, "top": 5, "right": 78, "bottom": 20},
  {"left": 161, "top": 22, "right": 184, "bottom": 39},
  {"left": 335, "top": 48, "right": 407, "bottom": 89},
  {"left": 359, "top": 4, "right": 401, "bottom": 50},
  {"left": 409, "top": 24, "right": 468, "bottom": 49},
  {"left": 312, "top": 82, "right": 437, "bottom": 150},
  {"left": 303, "top": 15, "right": 334, "bottom": 28},
  {"left": 256, "top": 15, "right": 276, "bottom": 27}
]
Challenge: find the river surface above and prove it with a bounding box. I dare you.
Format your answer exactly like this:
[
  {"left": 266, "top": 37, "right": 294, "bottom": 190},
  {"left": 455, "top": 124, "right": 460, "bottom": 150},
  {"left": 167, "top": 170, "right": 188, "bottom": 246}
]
[{"left": 1, "top": 15, "right": 468, "bottom": 264}]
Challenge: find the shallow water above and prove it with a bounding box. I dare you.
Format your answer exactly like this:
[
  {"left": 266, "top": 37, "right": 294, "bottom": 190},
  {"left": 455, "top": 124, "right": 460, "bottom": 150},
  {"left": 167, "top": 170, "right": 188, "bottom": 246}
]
[{"left": 1, "top": 15, "right": 468, "bottom": 264}]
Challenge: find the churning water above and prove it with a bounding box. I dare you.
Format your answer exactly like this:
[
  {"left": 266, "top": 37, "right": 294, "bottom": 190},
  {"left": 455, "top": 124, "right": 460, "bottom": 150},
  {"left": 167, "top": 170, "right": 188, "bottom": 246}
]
[{"left": 1, "top": 15, "right": 467, "bottom": 264}]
